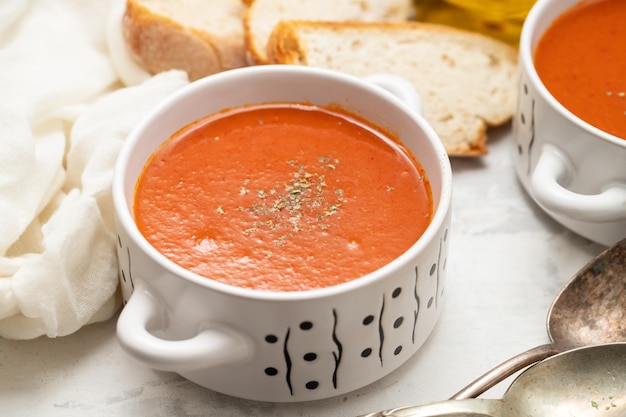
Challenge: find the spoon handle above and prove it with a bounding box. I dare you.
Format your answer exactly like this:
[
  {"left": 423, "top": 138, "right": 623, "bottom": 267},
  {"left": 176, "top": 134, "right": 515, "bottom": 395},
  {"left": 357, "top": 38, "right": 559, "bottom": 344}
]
[
  {"left": 450, "top": 343, "right": 560, "bottom": 399},
  {"left": 359, "top": 398, "right": 504, "bottom": 417}
]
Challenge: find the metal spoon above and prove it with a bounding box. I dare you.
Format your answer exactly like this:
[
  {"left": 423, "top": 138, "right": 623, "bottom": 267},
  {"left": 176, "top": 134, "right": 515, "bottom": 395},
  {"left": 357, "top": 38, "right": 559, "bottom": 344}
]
[
  {"left": 361, "top": 342, "right": 626, "bottom": 417},
  {"left": 449, "top": 237, "right": 626, "bottom": 399}
]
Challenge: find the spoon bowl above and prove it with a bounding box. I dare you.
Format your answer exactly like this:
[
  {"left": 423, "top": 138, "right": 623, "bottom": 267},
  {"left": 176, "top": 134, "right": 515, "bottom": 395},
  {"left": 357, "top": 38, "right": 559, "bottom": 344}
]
[
  {"left": 548, "top": 238, "right": 626, "bottom": 350},
  {"left": 504, "top": 343, "right": 626, "bottom": 417},
  {"left": 362, "top": 343, "right": 626, "bottom": 417},
  {"left": 450, "top": 238, "right": 626, "bottom": 399}
]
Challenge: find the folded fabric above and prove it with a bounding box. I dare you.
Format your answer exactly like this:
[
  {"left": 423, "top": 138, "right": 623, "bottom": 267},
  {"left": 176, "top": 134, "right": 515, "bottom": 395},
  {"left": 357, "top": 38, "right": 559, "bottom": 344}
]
[{"left": 0, "top": 0, "right": 189, "bottom": 339}]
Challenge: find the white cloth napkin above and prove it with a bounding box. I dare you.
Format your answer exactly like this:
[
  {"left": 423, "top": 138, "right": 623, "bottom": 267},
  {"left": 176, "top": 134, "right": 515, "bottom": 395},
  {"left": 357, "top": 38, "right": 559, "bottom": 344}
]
[{"left": 0, "top": 0, "right": 189, "bottom": 339}]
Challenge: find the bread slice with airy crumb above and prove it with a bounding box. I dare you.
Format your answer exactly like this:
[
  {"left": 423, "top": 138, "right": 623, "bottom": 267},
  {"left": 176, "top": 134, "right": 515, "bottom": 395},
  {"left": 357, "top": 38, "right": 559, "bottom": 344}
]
[
  {"left": 267, "top": 20, "right": 519, "bottom": 156},
  {"left": 243, "top": 0, "right": 415, "bottom": 65},
  {"left": 122, "top": 0, "right": 249, "bottom": 81}
]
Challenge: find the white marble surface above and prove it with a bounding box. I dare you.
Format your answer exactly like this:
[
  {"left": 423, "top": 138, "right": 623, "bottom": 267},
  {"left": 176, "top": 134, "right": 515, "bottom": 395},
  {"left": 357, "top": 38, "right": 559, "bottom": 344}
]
[{"left": 0, "top": 125, "right": 605, "bottom": 416}]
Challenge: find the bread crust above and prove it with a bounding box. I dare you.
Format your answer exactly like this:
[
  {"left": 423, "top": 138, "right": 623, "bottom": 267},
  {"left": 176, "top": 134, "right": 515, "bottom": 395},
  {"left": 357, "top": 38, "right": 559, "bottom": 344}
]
[
  {"left": 267, "top": 20, "right": 519, "bottom": 156},
  {"left": 122, "top": 0, "right": 248, "bottom": 81},
  {"left": 243, "top": 0, "right": 415, "bottom": 65}
]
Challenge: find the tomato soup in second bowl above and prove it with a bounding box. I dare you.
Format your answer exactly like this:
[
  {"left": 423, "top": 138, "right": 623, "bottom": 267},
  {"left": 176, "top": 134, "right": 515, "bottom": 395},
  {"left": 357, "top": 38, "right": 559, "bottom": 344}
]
[
  {"left": 134, "top": 102, "right": 433, "bottom": 292},
  {"left": 533, "top": 0, "right": 626, "bottom": 139}
]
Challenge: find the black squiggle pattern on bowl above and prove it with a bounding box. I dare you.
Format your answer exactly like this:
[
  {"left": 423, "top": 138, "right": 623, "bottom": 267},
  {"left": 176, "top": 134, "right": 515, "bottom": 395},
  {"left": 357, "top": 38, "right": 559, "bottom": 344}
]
[
  {"left": 377, "top": 294, "right": 386, "bottom": 366},
  {"left": 283, "top": 327, "right": 293, "bottom": 395},
  {"left": 515, "top": 79, "right": 527, "bottom": 158},
  {"left": 433, "top": 235, "right": 443, "bottom": 309},
  {"left": 126, "top": 247, "right": 134, "bottom": 292},
  {"left": 117, "top": 235, "right": 135, "bottom": 304},
  {"left": 412, "top": 266, "right": 420, "bottom": 344},
  {"left": 527, "top": 98, "right": 536, "bottom": 176},
  {"left": 439, "top": 229, "right": 448, "bottom": 300},
  {"left": 331, "top": 309, "right": 342, "bottom": 389}
]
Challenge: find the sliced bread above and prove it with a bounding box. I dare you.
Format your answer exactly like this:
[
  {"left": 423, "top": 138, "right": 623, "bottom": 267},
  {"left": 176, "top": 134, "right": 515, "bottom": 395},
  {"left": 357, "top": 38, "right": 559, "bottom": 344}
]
[
  {"left": 266, "top": 20, "right": 519, "bottom": 156},
  {"left": 122, "top": 0, "right": 249, "bottom": 81},
  {"left": 243, "top": 0, "right": 415, "bottom": 65}
]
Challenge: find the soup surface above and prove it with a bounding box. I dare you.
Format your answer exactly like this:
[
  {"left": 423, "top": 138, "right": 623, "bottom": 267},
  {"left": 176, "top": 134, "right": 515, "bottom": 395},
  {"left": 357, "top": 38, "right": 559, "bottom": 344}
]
[
  {"left": 134, "top": 103, "right": 433, "bottom": 292},
  {"left": 534, "top": 0, "right": 626, "bottom": 139}
]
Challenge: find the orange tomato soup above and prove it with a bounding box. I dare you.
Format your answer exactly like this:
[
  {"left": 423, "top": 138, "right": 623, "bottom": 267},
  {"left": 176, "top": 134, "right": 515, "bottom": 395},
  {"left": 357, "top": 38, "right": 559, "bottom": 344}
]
[
  {"left": 534, "top": 0, "right": 626, "bottom": 139},
  {"left": 134, "top": 103, "right": 433, "bottom": 292}
]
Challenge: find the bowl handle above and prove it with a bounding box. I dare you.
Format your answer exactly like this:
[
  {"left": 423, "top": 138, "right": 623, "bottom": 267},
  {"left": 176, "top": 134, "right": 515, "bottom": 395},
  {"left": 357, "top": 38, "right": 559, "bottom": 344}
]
[
  {"left": 531, "top": 143, "right": 626, "bottom": 222},
  {"left": 362, "top": 74, "right": 423, "bottom": 116},
  {"left": 117, "top": 283, "right": 253, "bottom": 372}
]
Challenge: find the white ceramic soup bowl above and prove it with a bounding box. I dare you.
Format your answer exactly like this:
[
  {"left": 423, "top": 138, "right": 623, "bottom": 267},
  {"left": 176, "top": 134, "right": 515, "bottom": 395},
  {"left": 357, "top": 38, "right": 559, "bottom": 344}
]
[
  {"left": 112, "top": 65, "right": 452, "bottom": 402},
  {"left": 513, "top": 0, "right": 626, "bottom": 247}
]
